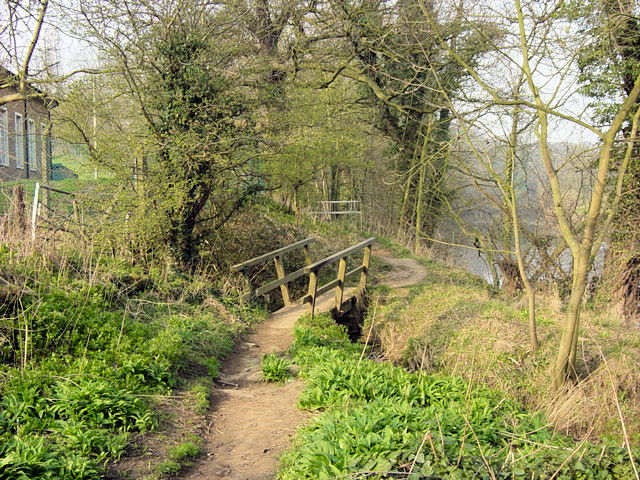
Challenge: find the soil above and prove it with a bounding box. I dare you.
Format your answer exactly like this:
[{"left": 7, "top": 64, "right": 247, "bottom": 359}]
[
  {"left": 183, "top": 248, "right": 428, "bottom": 480},
  {"left": 373, "top": 249, "right": 429, "bottom": 288}
]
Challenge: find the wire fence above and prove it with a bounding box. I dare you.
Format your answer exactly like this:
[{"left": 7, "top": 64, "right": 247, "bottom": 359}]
[{"left": 0, "top": 181, "right": 80, "bottom": 240}]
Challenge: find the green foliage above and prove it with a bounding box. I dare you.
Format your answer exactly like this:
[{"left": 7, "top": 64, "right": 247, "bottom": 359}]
[
  {"left": 261, "top": 353, "right": 291, "bottom": 382},
  {"left": 0, "top": 435, "right": 100, "bottom": 480},
  {"left": 277, "top": 313, "right": 640, "bottom": 479},
  {"left": 563, "top": 0, "right": 640, "bottom": 123},
  {"left": 0, "top": 251, "right": 256, "bottom": 479}
]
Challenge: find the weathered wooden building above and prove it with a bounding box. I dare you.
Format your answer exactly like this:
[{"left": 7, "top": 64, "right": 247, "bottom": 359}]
[{"left": 0, "top": 65, "right": 57, "bottom": 182}]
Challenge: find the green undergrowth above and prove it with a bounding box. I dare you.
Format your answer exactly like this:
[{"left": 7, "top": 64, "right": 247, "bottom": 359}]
[
  {"left": 0, "top": 249, "right": 265, "bottom": 480},
  {"left": 277, "top": 313, "right": 640, "bottom": 479}
]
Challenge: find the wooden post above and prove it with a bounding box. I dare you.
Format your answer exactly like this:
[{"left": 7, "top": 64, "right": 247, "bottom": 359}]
[
  {"left": 12, "top": 186, "right": 26, "bottom": 232},
  {"left": 240, "top": 269, "right": 252, "bottom": 305},
  {"left": 273, "top": 255, "right": 291, "bottom": 305},
  {"left": 359, "top": 245, "right": 372, "bottom": 292},
  {"left": 72, "top": 199, "right": 80, "bottom": 223},
  {"left": 307, "top": 269, "right": 319, "bottom": 318},
  {"left": 335, "top": 256, "right": 347, "bottom": 311},
  {"left": 303, "top": 244, "right": 312, "bottom": 266}
]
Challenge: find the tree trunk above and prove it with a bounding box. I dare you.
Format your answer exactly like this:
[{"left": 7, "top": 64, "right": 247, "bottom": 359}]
[
  {"left": 513, "top": 227, "right": 539, "bottom": 351},
  {"left": 552, "top": 249, "right": 589, "bottom": 388},
  {"left": 507, "top": 100, "right": 538, "bottom": 350},
  {"left": 414, "top": 161, "right": 425, "bottom": 254},
  {"left": 413, "top": 121, "right": 431, "bottom": 254}
]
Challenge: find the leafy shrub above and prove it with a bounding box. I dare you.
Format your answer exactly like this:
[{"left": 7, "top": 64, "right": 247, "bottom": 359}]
[
  {"left": 0, "top": 435, "right": 101, "bottom": 480},
  {"left": 51, "top": 379, "right": 156, "bottom": 433},
  {"left": 206, "top": 357, "right": 220, "bottom": 379}
]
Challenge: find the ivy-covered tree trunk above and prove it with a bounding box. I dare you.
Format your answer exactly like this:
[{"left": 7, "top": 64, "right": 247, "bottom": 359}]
[
  {"left": 605, "top": 3, "right": 640, "bottom": 323},
  {"left": 148, "top": 31, "right": 252, "bottom": 271},
  {"left": 578, "top": 0, "right": 640, "bottom": 323}
]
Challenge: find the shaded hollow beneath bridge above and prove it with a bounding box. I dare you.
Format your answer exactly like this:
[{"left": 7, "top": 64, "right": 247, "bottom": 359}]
[{"left": 231, "top": 236, "right": 375, "bottom": 320}]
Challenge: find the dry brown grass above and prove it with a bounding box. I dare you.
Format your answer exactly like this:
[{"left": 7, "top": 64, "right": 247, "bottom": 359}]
[{"left": 367, "top": 257, "right": 640, "bottom": 446}]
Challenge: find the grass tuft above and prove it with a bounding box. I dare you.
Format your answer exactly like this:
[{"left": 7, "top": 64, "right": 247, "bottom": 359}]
[{"left": 261, "top": 353, "right": 291, "bottom": 382}]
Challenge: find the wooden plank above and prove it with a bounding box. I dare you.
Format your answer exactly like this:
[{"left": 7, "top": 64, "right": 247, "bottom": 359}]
[
  {"left": 273, "top": 255, "right": 291, "bottom": 305},
  {"left": 304, "top": 237, "right": 376, "bottom": 273},
  {"left": 299, "top": 265, "right": 365, "bottom": 304},
  {"left": 254, "top": 267, "right": 307, "bottom": 297},
  {"left": 231, "top": 237, "right": 315, "bottom": 272},
  {"left": 30, "top": 182, "right": 40, "bottom": 240},
  {"left": 335, "top": 257, "right": 347, "bottom": 310}
]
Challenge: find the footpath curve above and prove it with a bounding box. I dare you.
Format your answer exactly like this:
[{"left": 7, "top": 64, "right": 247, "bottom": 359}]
[{"left": 185, "top": 249, "right": 428, "bottom": 480}]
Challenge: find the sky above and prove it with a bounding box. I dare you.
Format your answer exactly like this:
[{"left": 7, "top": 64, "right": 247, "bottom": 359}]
[{"left": 1, "top": 0, "right": 614, "bottom": 147}]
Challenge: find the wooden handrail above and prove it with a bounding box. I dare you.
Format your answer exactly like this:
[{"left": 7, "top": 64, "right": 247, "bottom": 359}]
[
  {"left": 232, "top": 236, "right": 375, "bottom": 314},
  {"left": 300, "top": 265, "right": 366, "bottom": 304},
  {"left": 232, "top": 237, "right": 315, "bottom": 304},
  {"left": 304, "top": 237, "right": 375, "bottom": 273},
  {"left": 304, "top": 237, "right": 375, "bottom": 314},
  {"left": 255, "top": 266, "right": 307, "bottom": 296},
  {"left": 231, "top": 237, "right": 315, "bottom": 272}
]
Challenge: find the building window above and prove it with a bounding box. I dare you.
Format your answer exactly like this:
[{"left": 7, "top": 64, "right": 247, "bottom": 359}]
[
  {"left": 15, "top": 113, "right": 24, "bottom": 169},
  {"left": 0, "top": 109, "right": 8, "bottom": 167},
  {"left": 28, "top": 119, "right": 37, "bottom": 170}
]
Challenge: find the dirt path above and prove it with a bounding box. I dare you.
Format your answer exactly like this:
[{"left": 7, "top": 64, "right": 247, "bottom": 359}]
[{"left": 185, "top": 249, "right": 427, "bottom": 480}]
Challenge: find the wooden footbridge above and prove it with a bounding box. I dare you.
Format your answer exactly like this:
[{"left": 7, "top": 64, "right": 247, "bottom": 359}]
[{"left": 231, "top": 237, "right": 375, "bottom": 315}]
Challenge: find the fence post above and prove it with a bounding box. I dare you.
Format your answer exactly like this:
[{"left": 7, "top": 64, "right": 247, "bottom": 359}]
[
  {"left": 30, "top": 183, "right": 40, "bottom": 240},
  {"left": 240, "top": 268, "right": 252, "bottom": 305},
  {"left": 335, "top": 256, "right": 347, "bottom": 311},
  {"left": 273, "top": 255, "right": 291, "bottom": 306},
  {"left": 359, "top": 245, "right": 372, "bottom": 292},
  {"left": 303, "top": 243, "right": 312, "bottom": 266},
  {"left": 307, "top": 269, "right": 319, "bottom": 318},
  {"left": 72, "top": 199, "right": 80, "bottom": 223}
]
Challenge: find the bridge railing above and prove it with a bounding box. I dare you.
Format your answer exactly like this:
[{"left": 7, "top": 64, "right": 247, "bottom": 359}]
[
  {"left": 231, "top": 236, "right": 375, "bottom": 313},
  {"left": 230, "top": 237, "right": 315, "bottom": 304},
  {"left": 300, "top": 237, "right": 375, "bottom": 313}
]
